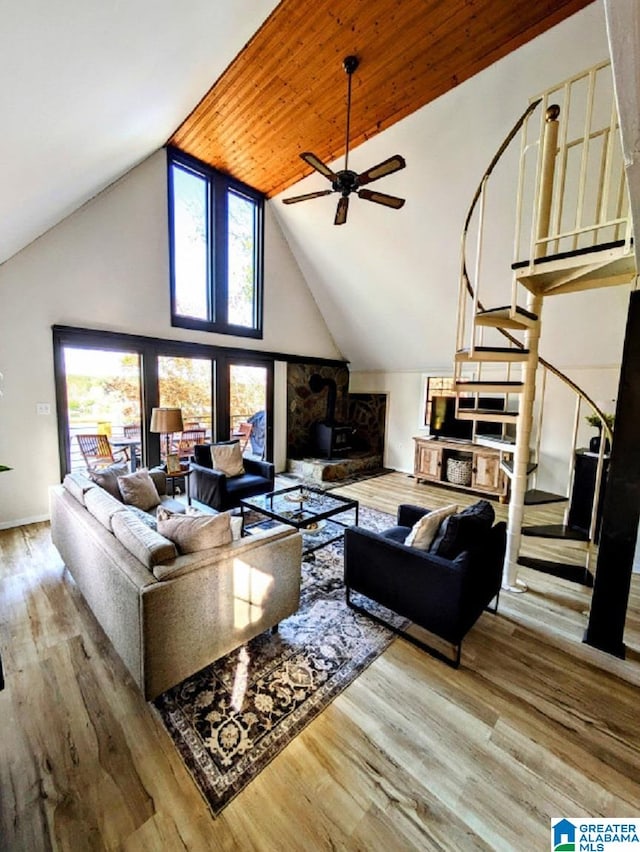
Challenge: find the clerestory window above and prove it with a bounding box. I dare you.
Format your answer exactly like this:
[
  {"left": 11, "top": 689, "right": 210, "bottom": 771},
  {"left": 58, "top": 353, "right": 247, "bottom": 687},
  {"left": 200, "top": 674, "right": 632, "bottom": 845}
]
[{"left": 167, "top": 148, "right": 264, "bottom": 338}]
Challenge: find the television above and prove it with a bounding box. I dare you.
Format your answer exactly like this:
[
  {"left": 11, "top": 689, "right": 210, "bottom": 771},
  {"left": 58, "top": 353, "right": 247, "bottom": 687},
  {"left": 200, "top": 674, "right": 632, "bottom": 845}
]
[{"left": 429, "top": 395, "right": 506, "bottom": 441}]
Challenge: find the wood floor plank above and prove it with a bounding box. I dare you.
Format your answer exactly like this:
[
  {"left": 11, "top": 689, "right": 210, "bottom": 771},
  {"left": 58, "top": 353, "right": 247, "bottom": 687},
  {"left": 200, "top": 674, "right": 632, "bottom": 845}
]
[{"left": 1, "top": 472, "right": 639, "bottom": 850}]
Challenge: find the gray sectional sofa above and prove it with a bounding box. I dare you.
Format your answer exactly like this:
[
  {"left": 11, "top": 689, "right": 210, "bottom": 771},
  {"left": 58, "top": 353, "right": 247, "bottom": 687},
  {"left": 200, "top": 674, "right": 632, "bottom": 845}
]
[{"left": 50, "top": 470, "right": 302, "bottom": 699}]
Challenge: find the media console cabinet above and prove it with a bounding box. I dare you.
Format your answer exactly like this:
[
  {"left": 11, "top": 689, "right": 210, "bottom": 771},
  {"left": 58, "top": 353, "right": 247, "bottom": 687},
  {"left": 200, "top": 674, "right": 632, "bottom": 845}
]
[{"left": 413, "top": 437, "right": 509, "bottom": 502}]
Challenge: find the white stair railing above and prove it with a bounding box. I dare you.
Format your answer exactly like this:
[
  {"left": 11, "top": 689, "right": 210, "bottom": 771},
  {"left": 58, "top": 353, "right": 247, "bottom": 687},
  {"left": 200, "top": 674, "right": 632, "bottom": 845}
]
[{"left": 455, "top": 59, "right": 629, "bottom": 591}]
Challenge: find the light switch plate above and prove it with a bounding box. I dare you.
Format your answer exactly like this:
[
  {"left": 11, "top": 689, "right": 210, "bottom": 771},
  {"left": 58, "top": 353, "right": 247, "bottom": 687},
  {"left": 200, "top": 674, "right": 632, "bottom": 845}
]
[{"left": 36, "top": 403, "right": 51, "bottom": 415}]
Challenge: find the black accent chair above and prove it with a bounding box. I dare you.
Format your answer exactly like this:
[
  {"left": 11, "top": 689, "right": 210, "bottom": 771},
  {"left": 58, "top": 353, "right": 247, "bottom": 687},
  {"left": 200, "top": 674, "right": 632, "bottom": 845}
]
[
  {"left": 190, "top": 442, "right": 275, "bottom": 511},
  {"left": 344, "top": 502, "right": 506, "bottom": 667}
]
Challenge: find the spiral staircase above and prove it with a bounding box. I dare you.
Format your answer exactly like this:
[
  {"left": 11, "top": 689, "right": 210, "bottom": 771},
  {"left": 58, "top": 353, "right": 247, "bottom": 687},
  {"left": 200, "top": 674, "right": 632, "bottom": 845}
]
[{"left": 453, "top": 60, "right": 637, "bottom": 592}]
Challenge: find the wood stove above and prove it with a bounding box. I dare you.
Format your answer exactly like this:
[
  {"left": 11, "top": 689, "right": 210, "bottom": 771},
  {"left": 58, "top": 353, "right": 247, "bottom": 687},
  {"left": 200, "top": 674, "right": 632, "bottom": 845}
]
[{"left": 309, "top": 374, "right": 354, "bottom": 459}]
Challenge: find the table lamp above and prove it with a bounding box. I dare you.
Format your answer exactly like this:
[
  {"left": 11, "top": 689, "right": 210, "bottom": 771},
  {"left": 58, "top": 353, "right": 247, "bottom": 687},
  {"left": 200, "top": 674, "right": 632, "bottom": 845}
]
[{"left": 150, "top": 407, "right": 184, "bottom": 460}]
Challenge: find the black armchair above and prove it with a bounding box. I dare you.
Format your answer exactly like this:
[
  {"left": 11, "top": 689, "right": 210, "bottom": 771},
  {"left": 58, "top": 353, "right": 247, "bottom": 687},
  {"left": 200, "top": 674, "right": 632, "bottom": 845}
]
[
  {"left": 344, "top": 502, "right": 506, "bottom": 667},
  {"left": 191, "top": 442, "right": 275, "bottom": 511}
]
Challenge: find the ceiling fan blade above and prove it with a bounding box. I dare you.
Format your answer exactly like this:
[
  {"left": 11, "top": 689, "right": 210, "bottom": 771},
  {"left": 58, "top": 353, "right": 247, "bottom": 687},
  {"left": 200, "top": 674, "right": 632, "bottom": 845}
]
[
  {"left": 357, "top": 155, "right": 406, "bottom": 186},
  {"left": 358, "top": 189, "right": 406, "bottom": 209},
  {"left": 282, "top": 189, "right": 333, "bottom": 205},
  {"left": 334, "top": 196, "right": 349, "bottom": 225},
  {"left": 300, "top": 152, "right": 338, "bottom": 181}
]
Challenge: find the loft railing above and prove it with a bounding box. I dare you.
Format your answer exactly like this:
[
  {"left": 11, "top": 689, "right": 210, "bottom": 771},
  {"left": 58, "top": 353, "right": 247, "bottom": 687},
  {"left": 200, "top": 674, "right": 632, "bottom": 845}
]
[{"left": 515, "top": 60, "right": 632, "bottom": 268}]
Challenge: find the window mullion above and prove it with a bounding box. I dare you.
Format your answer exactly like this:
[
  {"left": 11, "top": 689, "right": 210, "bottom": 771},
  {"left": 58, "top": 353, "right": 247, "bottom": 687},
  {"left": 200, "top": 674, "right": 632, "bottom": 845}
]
[
  {"left": 214, "top": 177, "right": 229, "bottom": 327},
  {"left": 208, "top": 178, "right": 215, "bottom": 323}
]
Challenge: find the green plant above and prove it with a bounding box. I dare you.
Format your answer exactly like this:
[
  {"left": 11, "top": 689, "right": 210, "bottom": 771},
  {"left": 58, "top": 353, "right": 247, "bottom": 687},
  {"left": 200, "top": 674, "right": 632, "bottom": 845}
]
[{"left": 585, "top": 412, "right": 615, "bottom": 431}]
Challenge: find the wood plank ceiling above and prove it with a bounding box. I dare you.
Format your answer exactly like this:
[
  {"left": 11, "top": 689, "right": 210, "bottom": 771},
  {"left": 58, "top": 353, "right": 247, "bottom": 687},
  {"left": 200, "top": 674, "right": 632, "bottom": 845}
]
[{"left": 169, "top": 0, "right": 595, "bottom": 198}]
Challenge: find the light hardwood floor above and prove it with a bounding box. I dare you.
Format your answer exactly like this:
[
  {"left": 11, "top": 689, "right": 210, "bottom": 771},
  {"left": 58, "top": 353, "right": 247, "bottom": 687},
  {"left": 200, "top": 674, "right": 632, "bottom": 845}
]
[{"left": 1, "top": 472, "right": 639, "bottom": 851}]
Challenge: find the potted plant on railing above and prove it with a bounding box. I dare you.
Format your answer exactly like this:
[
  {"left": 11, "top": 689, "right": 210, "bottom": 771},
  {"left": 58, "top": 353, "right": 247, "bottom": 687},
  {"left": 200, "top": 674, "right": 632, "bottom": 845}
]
[{"left": 585, "top": 412, "right": 614, "bottom": 454}]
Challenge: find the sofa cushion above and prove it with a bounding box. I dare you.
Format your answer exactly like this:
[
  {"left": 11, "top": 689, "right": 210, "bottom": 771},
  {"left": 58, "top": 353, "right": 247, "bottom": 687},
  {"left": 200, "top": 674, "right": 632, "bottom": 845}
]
[
  {"left": 430, "top": 499, "right": 496, "bottom": 560},
  {"left": 225, "top": 473, "right": 271, "bottom": 499},
  {"left": 157, "top": 511, "right": 233, "bottom": 554},
  {"left": 381, "top": 525, "right": 411, "bottom": 544},
  {"left": 154, "top": 496, "right": 187, "bottom": 515},
  {"left": 118, "top": 469, "right": 161, "bottom": 511},
  {"left": 404, "top": 503, "right": 458, "bottom": 551},
  {"left": 148, "top": 467, "right": 168, "bottom": 497},
  {"left": 211, "top": 441, "right": 245, "bottom": 477},
  {"left": 84, "top": 486, "right": 126, "bottom": 531},
  {"left": 111, "top": 509, "right": 177, "bottom": 568},
  {"left": 62, "top": 471, "right": 95, "bottom": 505},
  {"left": 88, "top": 462, "right": 128, "bottom": 501}
]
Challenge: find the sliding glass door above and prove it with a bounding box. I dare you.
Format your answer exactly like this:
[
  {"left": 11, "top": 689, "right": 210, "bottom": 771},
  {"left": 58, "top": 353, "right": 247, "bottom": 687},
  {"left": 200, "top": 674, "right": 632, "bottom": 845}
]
[
  {"left": 53, "top": 327, "right": 277, "bottom": 476},
  {"left": 227, "top": 361, "right": 271, "bottom": 459},
  {"left": 157, "top": 355, "right": 214, "bottom": 463},
  {"left": 62, "top": 346, "right": 142, "bottom": 472}
]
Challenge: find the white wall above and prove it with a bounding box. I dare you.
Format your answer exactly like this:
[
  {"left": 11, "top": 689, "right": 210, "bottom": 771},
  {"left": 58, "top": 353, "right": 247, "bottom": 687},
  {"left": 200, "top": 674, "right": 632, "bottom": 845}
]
[
  {"left": 0, "top": 150, "right": 341, "bottom": 527},
  {"left": 351, "top": 357, "right": 625, "bottom": 498}
]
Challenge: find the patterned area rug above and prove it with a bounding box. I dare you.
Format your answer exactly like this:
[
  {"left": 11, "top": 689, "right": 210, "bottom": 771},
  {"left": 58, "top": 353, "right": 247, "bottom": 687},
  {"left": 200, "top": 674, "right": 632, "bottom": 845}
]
[{"left": 153, "top": 506, "right": 406, "bottom": 816}]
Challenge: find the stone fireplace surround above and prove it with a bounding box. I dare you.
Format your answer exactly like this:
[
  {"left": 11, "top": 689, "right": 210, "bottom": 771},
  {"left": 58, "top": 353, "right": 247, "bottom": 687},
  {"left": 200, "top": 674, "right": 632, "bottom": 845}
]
[{"left": 286, "top": 363, "right": 386, "bottom": 482}]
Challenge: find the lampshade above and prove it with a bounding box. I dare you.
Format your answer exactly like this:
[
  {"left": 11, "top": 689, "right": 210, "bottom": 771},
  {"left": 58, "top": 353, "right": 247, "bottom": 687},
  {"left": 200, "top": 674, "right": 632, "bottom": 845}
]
[{"left": 150, "top": 407, "right": 184, "bottom": 434}]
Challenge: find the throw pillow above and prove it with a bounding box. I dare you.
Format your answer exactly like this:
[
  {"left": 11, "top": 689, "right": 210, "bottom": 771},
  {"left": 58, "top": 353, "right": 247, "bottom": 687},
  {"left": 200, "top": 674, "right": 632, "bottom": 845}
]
[
  {"left": 160, "top": 505, "right": 244, "bottom": 541},
  {"left": 157, "top": 511, "right": 233, "bottom": 554},
  {"left": 211, "top": 441, "right": 245, "bottom": 477},
  {"left": 404, "top": 504, "right": 458, "bottom": 551},
  {"left": 117, "top": 469, "right": 161, "bottom": 511},
  {"left": 430, "top": 499, "right": 495, "bottom": 560},
  {"left": 88, "top": 462, "right": 129, "bottom": 501},
  {"left": 125, "top": 504, "right": 158, "bottom": 530}
]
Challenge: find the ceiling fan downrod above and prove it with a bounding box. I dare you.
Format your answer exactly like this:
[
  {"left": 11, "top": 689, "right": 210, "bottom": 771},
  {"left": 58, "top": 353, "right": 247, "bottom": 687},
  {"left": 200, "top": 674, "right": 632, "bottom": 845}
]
[
  {"left": 342, "top": 55, "right": 359, "bottom": 173},
  {"left": 282, "top": 54, "right": 406, "bottom": 225}
]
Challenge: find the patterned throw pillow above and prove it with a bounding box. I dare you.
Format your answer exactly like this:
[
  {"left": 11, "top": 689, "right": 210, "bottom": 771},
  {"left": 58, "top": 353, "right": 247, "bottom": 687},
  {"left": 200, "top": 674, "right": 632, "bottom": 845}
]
[
  {"left": 117, "top": 469, "right": 161, "bottom": 511},
  {"left": 430, "top": 499, "right": 495, "bottom": 560},
  {"left": 125, "top": 504, "right": 158, "bottom": 530},
  {"left": 404, "top": 504, "right": 458, "bottom": 551}
]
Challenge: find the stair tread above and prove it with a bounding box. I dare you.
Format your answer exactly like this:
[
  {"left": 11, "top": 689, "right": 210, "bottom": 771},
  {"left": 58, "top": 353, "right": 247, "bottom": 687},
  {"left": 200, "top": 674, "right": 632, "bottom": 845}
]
[
  {"left": 475, "top": 434, "right": 516, "bottom": 448},
  {"left": 517, "top": 556, "right": 594, "bottom": 587},
  {"left": 502, "top": 460, "right": 537, "bottom": 475},
  {"left": 477, "top": 305, "right": 539, "bottom": 321},
  {"left": 459, "top": 346, "right": 528, "bottom": 353},
  {"left": 455, "top": 347, "right": 529, "bottom": 362},
  {"left": 461, "top": 408, "right": 518, "bottom": 417},
  {"left": 456, "top": 380, "right": 524, "bottom": 387},
  {"left": 522, "top": 523, "right": 588, "bottom": 541},
  {"left": 512, "top": 238, "right": 627, "bottom": 270},
  {"left": 524, "top": 489, "right": 567, "bottom": 505}
]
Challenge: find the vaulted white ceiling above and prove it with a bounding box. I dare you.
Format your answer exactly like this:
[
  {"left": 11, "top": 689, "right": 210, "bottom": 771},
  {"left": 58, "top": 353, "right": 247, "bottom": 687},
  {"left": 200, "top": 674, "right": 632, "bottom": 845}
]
[{"left": 0, "top": 0, "right": 278, "bottom": 265}]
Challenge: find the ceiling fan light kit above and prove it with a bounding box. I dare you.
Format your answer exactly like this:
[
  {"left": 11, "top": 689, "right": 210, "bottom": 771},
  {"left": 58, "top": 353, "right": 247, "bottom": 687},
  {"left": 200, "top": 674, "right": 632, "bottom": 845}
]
[{"left": 283, "top": 55, "right": 406, "bottom": 225}]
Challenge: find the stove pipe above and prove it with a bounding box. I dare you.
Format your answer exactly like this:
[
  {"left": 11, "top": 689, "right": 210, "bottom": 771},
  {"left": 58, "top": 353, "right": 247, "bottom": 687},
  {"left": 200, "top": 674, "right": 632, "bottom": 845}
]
[{"left": 309, "top": 374, "right": 337, "bottom": 424}]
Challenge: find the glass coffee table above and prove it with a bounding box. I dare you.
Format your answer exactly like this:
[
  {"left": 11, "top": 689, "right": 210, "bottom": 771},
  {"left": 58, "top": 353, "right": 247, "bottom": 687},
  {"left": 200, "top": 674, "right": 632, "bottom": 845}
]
[{"left": 240, "top": 485, "right": 359, "bottom": 555}]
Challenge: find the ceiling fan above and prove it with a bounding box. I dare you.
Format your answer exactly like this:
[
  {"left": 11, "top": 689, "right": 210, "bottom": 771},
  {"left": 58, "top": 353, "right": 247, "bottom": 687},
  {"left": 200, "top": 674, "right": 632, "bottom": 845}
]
[{"left": 282, "top": 55, "right": 406, "bottom": 225}]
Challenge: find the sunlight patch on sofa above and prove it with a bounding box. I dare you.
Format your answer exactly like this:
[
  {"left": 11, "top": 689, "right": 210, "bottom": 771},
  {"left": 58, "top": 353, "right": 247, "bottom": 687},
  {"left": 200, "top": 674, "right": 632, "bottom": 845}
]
[{"left": 232, "top": 558, "right": 274, "bottom": 629}]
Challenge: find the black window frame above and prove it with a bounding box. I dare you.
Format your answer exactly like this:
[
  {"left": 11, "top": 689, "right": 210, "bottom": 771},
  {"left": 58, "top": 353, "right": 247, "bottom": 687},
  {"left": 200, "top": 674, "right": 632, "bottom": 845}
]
[{"left": 167, "top": 147, "right": 264, "bottom": 339}]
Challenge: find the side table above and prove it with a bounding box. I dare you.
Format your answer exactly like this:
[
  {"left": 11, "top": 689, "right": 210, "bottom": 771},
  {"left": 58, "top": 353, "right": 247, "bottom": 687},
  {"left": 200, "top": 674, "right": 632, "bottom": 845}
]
[{"left": 165, "top": 465, "right": 193, "bottom": 506}]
